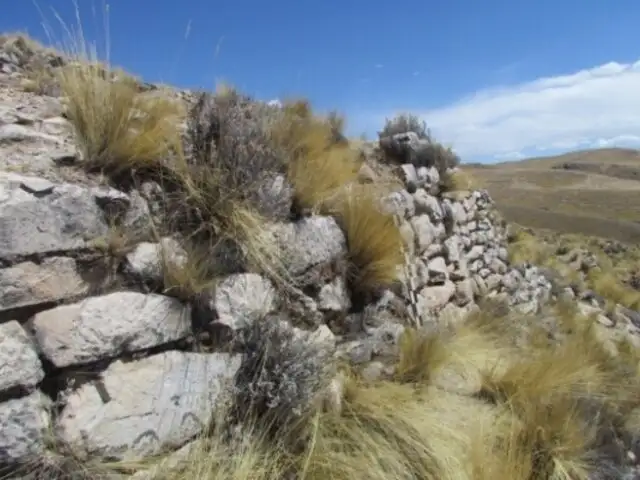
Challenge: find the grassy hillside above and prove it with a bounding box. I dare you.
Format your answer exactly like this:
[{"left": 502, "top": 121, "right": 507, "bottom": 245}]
[{"left": 463, "top": 147, "right": 640, "bottom": 243}]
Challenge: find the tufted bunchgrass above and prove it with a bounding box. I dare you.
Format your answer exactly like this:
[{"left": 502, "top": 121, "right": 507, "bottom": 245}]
[
  {"left": 58, "top": 59, "right": 184, "bottom": 176},
  {"left": 41, "top": 2, "right": 185, "bottom": 178},
  {"left": 275, "top": 106, "right": 362, "bottom": 213},
  {"left": 325, "top": 183, "right": 405, "bottom": 297}
]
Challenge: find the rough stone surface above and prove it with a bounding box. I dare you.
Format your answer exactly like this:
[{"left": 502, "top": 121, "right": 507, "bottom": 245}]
[
  {"left": 31, "top": 292, "right": 192, "bottom": 367},
  {"left": 0, "top": 173, "right": 111, "bottom": 258},
  {"left": 213, "top": 273, "right": 277, "bottom": 331},
  {"left": 0, "top": 391, "right": 51, "bottom": 463},
  {"left": 0, "top": 321, "right": 44, "bottom": 392},
  {"left": 0, "top": 257, "right": 88, "bottom": 312},
  {"left": 125, "top": 237, "right": 187, "bottom": 283},
  {"left": 55, "top": 351, "right": 241, "bottom": 461},
  {"left": 268, "top": 216, "right": 347, "bottom": 283},
  {"left": 317, "top": 277, "right": 351, "bottom": 312}
]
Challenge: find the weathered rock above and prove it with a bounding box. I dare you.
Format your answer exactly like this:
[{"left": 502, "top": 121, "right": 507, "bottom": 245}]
[
  {"left": 0, "top": 391, "right": 51, "bottom": 464},
  {"left": 615, "top": 306, "right": 640, "bottom": 329},
  {"left": 360, "top": 361, "right": 387, "bottom": 382},
  {"left": 417, "top": 166, "right": 440, "bottom": 191},
  {"left": 0, "top": 321, "right": 44, "bottom": 393},
  {"left": 267, "top": 216, "right": 347, "bottom": 284},
  {"left": 418, "top": 281, "right": 456, "bottom": 311},
  {"left": 454, "top": 279, "right": 475, "bottom": 306},
  {"left": 443, "top": 235, "right": 462, "bottom": 263},
  {"left": 410, "top": 214, "right": 437, "bottom": 253},
  {"left": 466, "top": 245, "right": 485, "bottom": 262},
  {"left": 0, "top": 174, "right": 110, "bottom": 258},
  {"left": 427, "top": 256, "right": 448, "bottom": 284},
  {"left": 382, "top": 189, "right": 416, "bottom": 218},
  {"left": 502, "top": 269, "right": 524, "bottom": 292},
  {"left": 0, "top": 257, "right": 88, "bottom": 313},
  {"left": 471, "top": 275, "right": 488, "bottom": 297},
  {"left": 125, "top": 238, "right": 187, "bottom": 283},
  {"left": 335, "top": 321, "right": 404, "bottom": 364},
  {"left": 55, "top": 351, "right": 241, "bottom": 461},
  {"left": 317, "top": 276, "right": 351, "bottom": 312},
  {"left": 307, "top": 324, "right": 337, "bottom": 350},
  {"left": 414, "top": 189, "right": 443, "bottom": 222},
  {"left": 31, "top": 292, "right": 191, "bottom": 367},
  {"left": 212, "top": 273, "right": 277, "bottom": 332},
  {"left": 255, "top": 173, "right": 293, "bottom": 219},
  {"left": 0, "top": 123, "right": 60, "bottom": 144},
  {"left": 399, "top": 164, "right": 419, "bottom": 192}
]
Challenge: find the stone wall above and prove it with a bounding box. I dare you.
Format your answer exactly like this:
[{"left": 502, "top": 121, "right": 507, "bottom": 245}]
[
  {"left": 0, "top": 171, "right": 551, "bottom": 471},
  {"left": 0, "top": 44, "right": 560, "bottom": 474},
  {"left": 381, "top": 154, "right": 553, "bottom": 327}
]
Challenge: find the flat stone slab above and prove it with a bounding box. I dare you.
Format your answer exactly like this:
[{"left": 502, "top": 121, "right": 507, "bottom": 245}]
[
  {"left": 0, "top": 173, "right": 128, "bottom": 259},
  {"left": 31, "top": 292, "right": 192, "bottom": 367},
  {"left": 55, "top": 351, "right": 241, "bottom": 461},
  {"left": 0, "top": 257, "right": 89, "bottom": 313}
]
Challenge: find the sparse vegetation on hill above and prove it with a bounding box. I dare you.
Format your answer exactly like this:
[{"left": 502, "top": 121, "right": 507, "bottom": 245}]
[
  {"left": 464, "top": 147, "right": 640, "bottom": 242},
  {"left": 2, "top": 22, "right": 640, "bottom": 480},
  {"left": 508, "top": 226, "right": 640, "bottom": 311}
]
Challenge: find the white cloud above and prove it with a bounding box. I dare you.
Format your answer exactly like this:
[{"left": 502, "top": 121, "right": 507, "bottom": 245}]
[{"left": 415, "top": 60, "right": 640, "bottom": 159}]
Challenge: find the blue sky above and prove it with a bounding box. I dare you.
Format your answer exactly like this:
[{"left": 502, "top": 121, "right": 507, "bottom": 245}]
[{"left": 5, "top": 0, "right": 640, "bottom": 163}]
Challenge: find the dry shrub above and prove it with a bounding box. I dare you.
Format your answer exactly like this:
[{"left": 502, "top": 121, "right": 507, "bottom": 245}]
[
  {"left": 184, "top": 90, "right": 290, "bottom": 220},
  {"left": 379, "top": 112, "right": 429, "bottom": 139},
  {"left": 377, "top": 113, "right": 461, "bottom": 175},
  {"left": 166, "top": 90, "right": 294, "bottom": 280},
  {"left": 229, "top": 316, "right": 335, "bottom": 445}
]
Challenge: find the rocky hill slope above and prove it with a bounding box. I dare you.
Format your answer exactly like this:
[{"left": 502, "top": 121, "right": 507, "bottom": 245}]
[{"left": 1, "top": 33, "right": 640, "bottom": 480}]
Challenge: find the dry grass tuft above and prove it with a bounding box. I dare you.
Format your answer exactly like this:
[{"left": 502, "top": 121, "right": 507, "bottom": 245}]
[
  {"left": 276, "top": 111, "right": 362, "bottom": 212},
  {"left": 36, "top": 3, "right": 184, "bottom": 177},
  {"left": 59, "top": 61, "right": 185, "bottom": 176},
  {"left": 326, "top": 184, "right": 404, "bottom": 296},
  {"left": 475, "top": 314, "right": 640, "bottom": 479},
  {"left": 160, "top": 240, "right": 219, "bottom": 302},
  {"left": 587, "top": 270, "right": 640, "bottom": 311},
  {"left": 507, "top": 228, "right": 553, "bottom": 265},
  {"left": 395, "top": 328, "right": 448, "bottom": 385},
  {"left": 152, "top": 436, "right": 291, "bottom": 480},
  {"left": 300, "top": 379, "right": 441, "bottom": 479}
]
